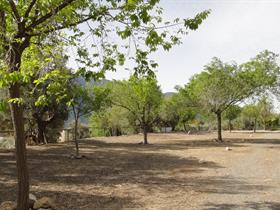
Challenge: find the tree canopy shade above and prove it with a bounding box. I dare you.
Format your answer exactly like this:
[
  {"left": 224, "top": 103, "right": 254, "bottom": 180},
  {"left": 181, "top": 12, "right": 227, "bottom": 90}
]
[
  {"left": 0, "top": 1, "right": 209, "bottom": 208},
  {"left": 107, "top": 75, "right": 162, "bottom": 144},
  {"left": 181, "top": 51, "right": 279, "bottom": 141}
]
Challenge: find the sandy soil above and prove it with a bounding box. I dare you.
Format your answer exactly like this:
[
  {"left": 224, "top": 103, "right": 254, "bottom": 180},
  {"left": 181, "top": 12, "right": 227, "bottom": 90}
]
[{"left": 1, "top": 131, "right": 280, "bottom": 209}]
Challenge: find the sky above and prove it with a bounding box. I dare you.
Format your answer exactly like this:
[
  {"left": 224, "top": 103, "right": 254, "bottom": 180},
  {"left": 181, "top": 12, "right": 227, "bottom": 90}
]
[{"left": 69, "top": 0, "right": 280, "bottom": 93}]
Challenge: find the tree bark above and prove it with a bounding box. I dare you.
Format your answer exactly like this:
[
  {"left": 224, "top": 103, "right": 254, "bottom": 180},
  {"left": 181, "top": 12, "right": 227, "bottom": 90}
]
[
  {"left": 37, "top": 120, "right": 47, "bottom": 144},
  {"left": 216, "top": 111, "right": 222, "bottom": 142},
  {"left": 229, "top": 120, "right": 232, "bottom": 132},
  {"left": 171, "top": 123, "right": 176, "bottom": 132},
  {"left": 143, "top": 125, "right": 148, "bottom": 144},
  {"left": 8, "top": 43, "right": 30, "bottom": 209},
  {"left": 9, "top": 85, "right": 29, "bottom": 210},
  {"left": 74, "top": 117, "right": 80, "bottom": 157},
  {"left": 253, "top": 118, "right": 257, "bottom": 133}
]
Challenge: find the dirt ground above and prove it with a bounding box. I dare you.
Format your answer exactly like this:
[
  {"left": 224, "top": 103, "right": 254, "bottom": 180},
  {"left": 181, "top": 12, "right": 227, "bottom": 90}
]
[{"left": 1, "top": 131, "right": 280, "bottom": 210}]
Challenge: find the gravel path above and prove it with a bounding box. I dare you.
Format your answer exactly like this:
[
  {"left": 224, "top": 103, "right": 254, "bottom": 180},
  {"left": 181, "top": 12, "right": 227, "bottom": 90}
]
[{"left": 186, "top": 141, "right": 280, "bottom": 209}]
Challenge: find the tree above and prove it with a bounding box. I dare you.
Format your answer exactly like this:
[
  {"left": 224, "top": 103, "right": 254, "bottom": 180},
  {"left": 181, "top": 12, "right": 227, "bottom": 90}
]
[
  {"left": 68, "top": 85, "right": 92, "bottom": 157},
  {"left": 159, "top": 95, "right": 180, "bottom": 131},
  {"left": 242, "top": 104, "right": 259, "bottom": 132},
  {"left": 182, "top": 51, "right": 279, "bottom": 141},
  {"left": 67, "top": 83, "right": 108, "bottom": 157},
  {"left": 108, "top": 76, "right": 162, "bottom": 144},
  {"left": 175, "top": 87, "right": 200, "bottom": 132},
  {"left": 23, "top": 44, "right": 71, "bottom": 144},
  {"left": 257, "top": 96, "right": 273, "bottom": 130},
  {"left": 90, "top": 105, "right": 132, "bottom": 137},
  {"left": 223, "top": 105, "right": 241, "bottom": 132},
  {"left": 0, "top": 1, "right": 209, "bottom": 208}
]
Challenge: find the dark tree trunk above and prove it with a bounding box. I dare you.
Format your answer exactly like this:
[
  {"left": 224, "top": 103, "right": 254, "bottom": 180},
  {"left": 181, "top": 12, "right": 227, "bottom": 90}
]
[
  {"left": 253, "top": 118, "right": 257, "bottom": 133},
  {"left": 9, "top": 85, "right": 29, "bottom": 210},
  {"left": 37, "top": 120, "right": 47, "bottom": 144},
  {"left": 229, "top": 120, "right": 232, "bottom": 132},
  {"left": 8, "top": 42, "right": 30, "bottom": 209},
  {"left": 216, "top": 111, "right": 222, "bottom": 142},
  {"left": 143, "top": 125, "right": 148, "bottom": 144},
  {"left": 171, "top": 123, "right": 176, "bottom": 132},
  {"left": 74, "top": 116, "right": 80, "bottom": 157}
]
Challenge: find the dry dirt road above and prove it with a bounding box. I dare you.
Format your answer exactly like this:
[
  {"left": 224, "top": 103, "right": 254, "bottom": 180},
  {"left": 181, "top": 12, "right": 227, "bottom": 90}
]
[{"left": 1, "top": 132, "right": 280, "bottom": 210}]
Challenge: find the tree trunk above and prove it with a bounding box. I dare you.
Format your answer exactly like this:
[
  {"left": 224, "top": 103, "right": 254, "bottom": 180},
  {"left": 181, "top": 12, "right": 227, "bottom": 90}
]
[
  {"left": 253, "top": 118, "right": 257, "bottom": 133},
  {"left": 37, "top": 120, "right": 47, "bottom": 144},
  {"left": 216, "top": 111, "right": 222, "bottom": 142},
  {"left": 171, "top": 124, "right": 176, "bottom": 132},
  {"left": 229, "top": 120, "right": 232, "bottom": 132},
  {"left": 8, "top": 62, "right": 30, "bottom": 209},
  {"left": 143, "top": 125, "right": 148, "bottom": 144},
  {"left": 9, "top": 85, "right": 29, "bottom": 209},
  {"left": 74, "top": 117, "right": 80, "bottom": 157}
]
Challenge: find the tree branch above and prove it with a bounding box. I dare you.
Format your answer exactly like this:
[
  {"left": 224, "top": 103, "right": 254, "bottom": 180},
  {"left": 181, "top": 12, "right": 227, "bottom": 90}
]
[
  {"left": 26, "top": 16, "right": 94, "bottom": 37},
  {"left": 25, "top": 0, "right": 76, "bottom": 31},
  {"left": 24, "top": 0, "right": 37, "bottom": 18},
  {"left": 111, "top": 101, "right": 141, "bottom": 121},
  {"left": 8, "top": 0, "right": 21, "bottom": 22}
]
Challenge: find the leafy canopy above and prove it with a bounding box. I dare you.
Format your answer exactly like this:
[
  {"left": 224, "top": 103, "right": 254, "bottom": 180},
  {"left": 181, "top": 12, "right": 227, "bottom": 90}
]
[
  {"left": 182, "top": 50, "right": 279, "bottom": 114},
  {"left": 0, "top": 0, "right": 210, "bottom": 91}
]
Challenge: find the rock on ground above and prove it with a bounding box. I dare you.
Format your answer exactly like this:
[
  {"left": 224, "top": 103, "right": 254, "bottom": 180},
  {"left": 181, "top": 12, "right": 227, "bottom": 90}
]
[
  {"left": 0, "top": 201, "right": 16, "bottom": 210},
  {"left": 33, "top": 197, "right": 56, "bottom": 210}
]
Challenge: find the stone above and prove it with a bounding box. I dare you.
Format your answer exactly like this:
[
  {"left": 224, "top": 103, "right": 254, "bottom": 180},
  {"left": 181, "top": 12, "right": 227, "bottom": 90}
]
[
  {"left": 0, "top": 201, "right": 16, "bottom": 210},
  {"left": 225, "top": 147, "right": 232, "bottom": 151},
  {"left": 199, "top": 159, "right": 207, "bottom": 164},
  {"left": 33, "top": 197, "right": 56, "bottom": 210},
  {"left": 29, "top": 193, "right": 37, "bottom": 201}
]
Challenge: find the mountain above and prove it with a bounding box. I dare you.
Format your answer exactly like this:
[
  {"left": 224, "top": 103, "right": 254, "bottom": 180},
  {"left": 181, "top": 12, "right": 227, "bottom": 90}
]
[{"left": 163, "top": 92, "right": 176, "bottom": 98}]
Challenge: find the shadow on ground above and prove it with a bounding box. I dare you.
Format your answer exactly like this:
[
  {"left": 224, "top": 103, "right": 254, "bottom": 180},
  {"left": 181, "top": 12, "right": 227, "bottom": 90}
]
[
  {"left": 0, "top": 138, "right": 275, "bottom": 209},
  {"left": 204, "top": 201, "right": 280, "bottom": 210}
]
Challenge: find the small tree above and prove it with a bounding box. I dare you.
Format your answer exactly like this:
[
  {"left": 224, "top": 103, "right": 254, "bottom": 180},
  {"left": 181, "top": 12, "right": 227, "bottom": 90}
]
[
  {"left": 223, "top": 105, "right": 241, "bottom": 132},
  {"left": 68, "top": 84, "right": 95, "bottom": 157},
  {"left": 257, "top": 96, "right": 274, "bottom": 130},
  {"left": 90, "top": 105, "right": 132, "bottom": 136},
  {"left": 109, "top": 75, "right": 162, "bottom": 144},
  {"left": 242, "top": 104, "right": 259, "bottom": 132},
  {"left": 68, "top": 82, "right": 107, "bottom": 158},
  {"left": 159, "top": 95, "right": 180, "bottom": 131}
]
